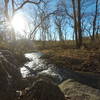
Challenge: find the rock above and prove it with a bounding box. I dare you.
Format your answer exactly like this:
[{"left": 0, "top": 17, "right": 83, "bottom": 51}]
[
  {"left": 0, "top": 50, "right": 22, "bottom": 100},
  {"left": 0, "top": 50, "right": 21, "bottom": 79},
  {"left": 0, "top": 50, "right": 18, "bottom": 66},
  {"left": 59, "top": 79, "right": 100, "bottom": 100},
  {"left": 19, "top": 78, "right": 65, "bottom": 100}
]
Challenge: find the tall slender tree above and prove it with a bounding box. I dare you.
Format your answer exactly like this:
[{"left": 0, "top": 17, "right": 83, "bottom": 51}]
[{"left": 92, "top": 0, "right": 99, "bottom": 40}]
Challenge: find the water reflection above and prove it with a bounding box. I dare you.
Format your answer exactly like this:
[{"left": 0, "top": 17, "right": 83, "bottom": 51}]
[
  {"left": 20, "top": 52, "right": 75, "bottom": 83},
  {"left": 20, "top": 52, "right": 43, "bottom": 78},
  {"left": 20, "top": 52, "right": 62, "bottom": 82}
]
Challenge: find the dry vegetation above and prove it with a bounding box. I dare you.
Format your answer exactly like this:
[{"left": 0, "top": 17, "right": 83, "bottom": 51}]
[
  {"left": 0, "top": 38, "right": 100, "bottom": 75},
  {"left": 37, "top": 39, "right": 100, "bottom": 74},
  {"left": 0, "top": 39, "right": 100, "bottom": 74}
]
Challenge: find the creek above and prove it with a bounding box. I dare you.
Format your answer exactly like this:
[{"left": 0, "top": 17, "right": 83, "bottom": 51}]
[{"left": 20, "top": 52, "right": 76, "bottom": 83}]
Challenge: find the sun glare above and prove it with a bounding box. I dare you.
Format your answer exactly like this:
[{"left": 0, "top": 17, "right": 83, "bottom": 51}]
[{"left": 11, "top": 13, "right": 28, "bottom": 33}]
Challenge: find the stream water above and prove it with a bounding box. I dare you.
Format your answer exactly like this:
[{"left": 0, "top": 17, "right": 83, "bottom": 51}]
[{"left": 20, "top": 52, "right": 79, "bottom": 83}]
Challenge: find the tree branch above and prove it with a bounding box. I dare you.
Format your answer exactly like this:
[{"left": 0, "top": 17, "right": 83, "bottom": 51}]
[
  {"left": 15, "top": 0, "right": 42, "bottom": 12},
  {"left": 29, "top": 11, "right": 56, "bottom": 39}
]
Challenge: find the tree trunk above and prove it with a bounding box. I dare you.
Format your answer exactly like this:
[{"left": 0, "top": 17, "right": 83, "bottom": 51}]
[
  {"left": 4, "top": 0, "right": 9, "bottom": 19},
  {"left": 92, "top": 0, "right": 98, "bottom": 41},
  {"left": 71, "top": 0, "right": 78, "bottom": 48},
  {"left": 77, "top": 0, "right": 82, "bottom": 48}
]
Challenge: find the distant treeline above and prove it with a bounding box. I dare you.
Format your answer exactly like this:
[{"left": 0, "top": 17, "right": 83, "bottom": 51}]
[{"left": 0, "top": 0, "right": 100, "bottom": 48}]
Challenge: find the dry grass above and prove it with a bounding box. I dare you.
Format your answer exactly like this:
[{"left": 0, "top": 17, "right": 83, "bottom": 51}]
[
  {"left": 39, "top": 41, "right": 100, "bottom": 74},
  {"left": 0, "top": 39, "right": 100, "bottom": 73}
]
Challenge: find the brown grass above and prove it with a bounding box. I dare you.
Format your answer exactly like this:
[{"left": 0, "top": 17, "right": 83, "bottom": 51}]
[{"left": 39, "top": 42, "right": 100, "bottom": 74}]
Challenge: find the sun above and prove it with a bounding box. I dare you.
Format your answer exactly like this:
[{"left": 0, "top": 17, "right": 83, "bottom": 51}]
[{"left": 11, "top": 13, "right": 28, "bottom": 33}]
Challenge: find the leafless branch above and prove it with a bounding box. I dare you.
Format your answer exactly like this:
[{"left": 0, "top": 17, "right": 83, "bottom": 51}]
[
  {"left": 29, "top": 11, "right": 56, "bottom": 39},
  {"left": 15, "top": 0, "right": 43, "bottom": 12}
]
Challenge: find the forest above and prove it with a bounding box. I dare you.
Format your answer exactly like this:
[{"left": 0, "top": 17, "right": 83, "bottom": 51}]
[{"left": 0, "top": 0, "right": 100, "bottom": 100}]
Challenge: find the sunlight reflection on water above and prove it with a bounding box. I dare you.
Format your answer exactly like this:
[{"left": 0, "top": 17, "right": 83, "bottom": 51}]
[
  {"left": 20, "top": 52, "right": 64, "bottom": 83},
  {"left": 20, "top": 52, "right": 43, "bottom": 78}
]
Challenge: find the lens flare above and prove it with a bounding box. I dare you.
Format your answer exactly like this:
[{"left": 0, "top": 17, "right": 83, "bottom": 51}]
[{"left": 11, "top": 13, "right": 28, "bottom": 33}]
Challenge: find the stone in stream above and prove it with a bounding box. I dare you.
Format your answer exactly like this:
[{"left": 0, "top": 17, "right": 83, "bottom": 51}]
[
  {"left": 17, "top": 78, "right": 65, "bottom": 100},
  {"left": 59, "top": 79, "right": 100, "bottom": 100},
  {"left": 0, "top": 50, "right": 23, "bottom": 100}
]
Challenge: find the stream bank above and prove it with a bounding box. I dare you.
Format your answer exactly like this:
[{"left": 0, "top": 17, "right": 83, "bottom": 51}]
[
  {"left": 20, "top": 52, "right": 100, "bottom": 100},
  {"left": 0, "top": 50, "right": 100, "bottom": 100},
  {"left": 21, "top": 52, "right": 100, "bottom": 89}
]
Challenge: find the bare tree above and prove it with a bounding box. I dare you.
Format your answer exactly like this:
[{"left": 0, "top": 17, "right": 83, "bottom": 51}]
[
  {"left": 3, "top": 0, "right": 44, "bottom": 41},
  {"left": 71, "top": 0, "right": 78, "bottom": 47},
  {"left": 77, "top": 0, "right": 82, "bottom": 47},
  {"left": 92, "top": 0, "right": 99, "bottom": 40},
  {"left": 55, "top": 16, "right": 64, "bottom": 41}
]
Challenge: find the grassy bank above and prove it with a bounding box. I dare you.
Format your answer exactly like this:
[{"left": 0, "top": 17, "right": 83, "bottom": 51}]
[
  {"left": 38, "top": 41, "right": 100, "bottom": 74},
  {"left": 0, "top": 39, "right": 100, "bottom": 74}
]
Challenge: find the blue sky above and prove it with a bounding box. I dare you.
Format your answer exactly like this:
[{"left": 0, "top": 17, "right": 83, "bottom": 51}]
[{"left": 0, "top": 0, "right": 100, "bottom": 40}]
